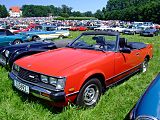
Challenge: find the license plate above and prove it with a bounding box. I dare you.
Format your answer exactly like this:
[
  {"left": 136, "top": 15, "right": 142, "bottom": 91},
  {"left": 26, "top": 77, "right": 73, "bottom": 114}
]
[{"left": 14, "top": 80, "right": 29, "bottom": 94}]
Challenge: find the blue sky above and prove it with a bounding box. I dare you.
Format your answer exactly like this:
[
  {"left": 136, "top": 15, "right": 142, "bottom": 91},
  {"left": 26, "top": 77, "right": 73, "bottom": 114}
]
[{"left": 0, "top": 0, "right": 107, "bottom": 13}]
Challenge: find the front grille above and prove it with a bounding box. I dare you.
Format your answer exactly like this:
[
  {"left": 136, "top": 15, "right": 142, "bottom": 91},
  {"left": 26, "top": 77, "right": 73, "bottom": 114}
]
[{"left": 17, "top": 68, "right": 40, "bottom": 83}]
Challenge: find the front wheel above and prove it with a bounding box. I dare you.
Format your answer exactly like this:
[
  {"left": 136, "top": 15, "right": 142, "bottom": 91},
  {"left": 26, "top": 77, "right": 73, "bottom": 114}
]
[
  {"left": 59, "top": 35, "right": 64, "bottom": 39},
  {"left": 141, "top": 58, "right": 149, "bottom": 73},
  {"left": 76, "top": 78, "right": 102, "bottom": 107}
]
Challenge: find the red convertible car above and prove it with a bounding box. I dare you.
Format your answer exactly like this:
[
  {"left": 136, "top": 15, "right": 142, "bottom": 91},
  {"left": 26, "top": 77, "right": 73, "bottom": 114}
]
[{"left": 9, "top": 31, "right": 153, "bottom": 107}]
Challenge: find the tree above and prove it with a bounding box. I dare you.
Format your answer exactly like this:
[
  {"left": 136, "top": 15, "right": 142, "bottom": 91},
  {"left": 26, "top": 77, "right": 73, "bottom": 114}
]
[
  {"left": 84, "top": 11, "right": 93, "bottom": 17},
  {"left": 0, "top": 5, "right": 8, "bottom": 18},
  {"left": 94, "top": 9, "right": 105, "bottom": 19}
]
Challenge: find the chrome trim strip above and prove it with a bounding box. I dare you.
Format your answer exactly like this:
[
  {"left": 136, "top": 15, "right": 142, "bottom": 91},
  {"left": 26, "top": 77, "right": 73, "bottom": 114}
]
[
  {"left": 106, "top": 62, "right": 142, "bottom": 81},
  {"left": 66, "top": 91, "right": 79, "bottom": 97}
]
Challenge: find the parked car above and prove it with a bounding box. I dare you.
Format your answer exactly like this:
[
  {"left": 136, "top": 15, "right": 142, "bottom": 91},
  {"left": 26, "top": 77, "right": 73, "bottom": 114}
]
[
  {"left": 140, "top": 27, "right": 159, "bottom": 37},
  {"left": 0, "top": 40, "right": 71, "bottom": 69},
  {"left": 122, "top": 26, "right": 143, "bottom": 35},
  {"left": 9, "top": 31, "right": 153, "bottom": 107},
  {"left": 126, "top": 73, "right": 160, "bottom": 120},
  {"left": 111, "top": 26, "right": 126, "bottom": 33},
  {"left": 94, "top": 26, "right": 109, "bottom": 31},
  {"left": 23, "top": 25, "right": 70, "bottom": 40},
  {"left": 11, "top": 24, "right": 38, "bottom": 34},
  {"left": 69, "top": 26, "right": 88, "bottom": 31},
  {"left": 0, "top": 29, "right": 32, "bottom": 47}
]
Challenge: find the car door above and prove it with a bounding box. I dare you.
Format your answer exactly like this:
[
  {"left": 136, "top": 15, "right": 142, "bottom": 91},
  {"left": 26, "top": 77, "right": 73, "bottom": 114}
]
[{"left": 113, "top": 49, "right": 141, "bottom": 82}]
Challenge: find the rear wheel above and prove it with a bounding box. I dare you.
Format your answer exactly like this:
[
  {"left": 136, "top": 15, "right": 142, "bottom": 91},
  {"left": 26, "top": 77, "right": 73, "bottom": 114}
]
[
  {"left": 59, "top": 35, "right": 64, "bottom": 39},
  {"left": 76, "top": 78, "right": 102, "bottom": 107},
  {"left": 141, "top": 58, "right": 149, "bottom": 73},
  {"left": 13, "top": 39, "right": 22, "bottom": 44},
  {"left": 32, "top": 36, "right": 40, "bottom": 41}
]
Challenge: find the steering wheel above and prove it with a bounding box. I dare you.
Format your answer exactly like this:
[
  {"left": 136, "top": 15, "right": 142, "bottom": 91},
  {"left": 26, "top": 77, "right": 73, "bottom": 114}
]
[{"left": 106, "top": 44, "right": 114, "bottom": 50}]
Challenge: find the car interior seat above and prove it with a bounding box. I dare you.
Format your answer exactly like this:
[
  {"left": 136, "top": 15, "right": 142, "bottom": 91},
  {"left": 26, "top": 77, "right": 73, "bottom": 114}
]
[
  {"left": 93, "top": 36, "right": 106, "bottom": 45},
  {"left": 119, "top": 38, "right": 127, "bottom": 48}
]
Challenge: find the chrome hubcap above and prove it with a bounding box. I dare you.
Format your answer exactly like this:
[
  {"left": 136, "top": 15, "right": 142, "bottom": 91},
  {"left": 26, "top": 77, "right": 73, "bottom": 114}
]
[
  {"left": 83, "top": 84, "right": 99, "bottom": 106},
  {"left": 143, "top": 60, "right": 148, "bottom": 73},
  {"left": 15, "top": 41, "right": 20, "bottom": 44}
]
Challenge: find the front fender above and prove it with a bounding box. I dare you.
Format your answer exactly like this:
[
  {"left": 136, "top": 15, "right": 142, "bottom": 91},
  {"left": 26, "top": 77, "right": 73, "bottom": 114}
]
[{"left": 79, "top": 69, "right": 106, "bottom": 90}]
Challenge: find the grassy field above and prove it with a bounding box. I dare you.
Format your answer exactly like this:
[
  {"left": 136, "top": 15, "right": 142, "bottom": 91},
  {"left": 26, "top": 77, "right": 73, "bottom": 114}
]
[{"left": 0, "top": 31, "right": 159, "bottom": 120}]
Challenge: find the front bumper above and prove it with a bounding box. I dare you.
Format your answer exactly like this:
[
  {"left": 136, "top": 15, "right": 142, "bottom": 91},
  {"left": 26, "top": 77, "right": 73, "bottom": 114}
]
[{"left": 9, "top": 72, "right": 66, "bottom": 103}]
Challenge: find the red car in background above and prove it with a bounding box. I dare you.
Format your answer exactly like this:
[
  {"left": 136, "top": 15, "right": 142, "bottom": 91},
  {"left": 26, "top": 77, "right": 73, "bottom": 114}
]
[
  {"left": 69, "top": 26, "right": 88, "bottom": 31},
  {"left": 13, "top": 23, "right": 38, "bottom": 34},
  {"left": 9, "top": 31, "right": 153, "bottom": 107}
]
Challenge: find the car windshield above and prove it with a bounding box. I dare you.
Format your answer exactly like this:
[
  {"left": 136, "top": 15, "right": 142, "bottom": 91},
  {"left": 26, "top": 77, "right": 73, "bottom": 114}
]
[{"left": 69, "top": 33, "right": 117, "bottom": 51}]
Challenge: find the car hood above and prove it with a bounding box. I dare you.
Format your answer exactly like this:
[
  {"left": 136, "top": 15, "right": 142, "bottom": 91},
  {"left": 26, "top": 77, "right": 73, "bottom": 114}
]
[
  {"left": 134, "top": 73, "right": 160, "bottom": 119},
  {"left": 15, "top": 48, "right": 106, "bottom": 76}
]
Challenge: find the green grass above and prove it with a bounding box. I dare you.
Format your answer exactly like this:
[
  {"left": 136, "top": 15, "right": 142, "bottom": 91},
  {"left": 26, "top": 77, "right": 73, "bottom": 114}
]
[{"left": 0, "top": 32, "right": 159, "bottom": 120}]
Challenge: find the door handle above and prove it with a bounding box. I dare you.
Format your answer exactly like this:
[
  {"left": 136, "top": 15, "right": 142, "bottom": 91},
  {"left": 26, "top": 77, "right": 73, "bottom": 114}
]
[{"left": 136, "top": 53, "right": 140, "bottom": 55}]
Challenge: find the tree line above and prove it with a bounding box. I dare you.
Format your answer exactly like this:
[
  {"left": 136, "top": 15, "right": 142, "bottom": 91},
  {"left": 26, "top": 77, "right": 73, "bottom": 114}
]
[
  {"left": 22, "top": 5, "right": 94, "bottom": 18},
  {"left": 95, "top": 0, "right": 160, "bottom": 23},
  {"left": 0, "top": 1, "right": 160, "bottom": 24}
]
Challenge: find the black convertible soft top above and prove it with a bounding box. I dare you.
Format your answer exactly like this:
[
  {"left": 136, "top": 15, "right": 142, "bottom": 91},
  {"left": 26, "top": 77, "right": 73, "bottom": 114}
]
[
  {"left": 82, "top": 31, "right": 119, "bottom": 36},
  {"left": 128, "top": 42, "right": 147, "bottom": 49}
]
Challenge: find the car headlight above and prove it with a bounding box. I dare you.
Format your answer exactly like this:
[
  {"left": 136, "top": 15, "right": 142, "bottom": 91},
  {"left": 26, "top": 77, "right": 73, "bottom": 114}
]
[
  {"left": 13, "top": 63, "right": 20, "bottom": 72},
  {"left": 40, "top": 75, "right": 66, "bottom": 90},
  {"left": 49, "top": 77, "right": 57, "bottom": 86},
  {"left": 49, "top": 77, "right": 66, "bottom": 90},
  {"left": 56, "top": 78, "right": 66, "bottom": 90},
  {"left": 4, "top": 50, "right": 10, "bottom": 57},
  {"left": 40, "top": 75, "right": 48, "bottom": 83}
]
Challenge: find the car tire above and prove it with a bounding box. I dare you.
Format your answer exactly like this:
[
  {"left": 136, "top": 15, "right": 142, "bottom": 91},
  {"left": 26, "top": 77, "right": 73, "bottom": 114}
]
[
  {"left": 76, "top": 78, "right": 102, "bottom": 107},
  {"left": 13, "top": 39, "right": 22, "bottom": 45},
  {"left": 141, "top": 58, "right": 149, "bottom": 73},
  {"left": 59, "top": 35, "right": 64, "bottom": 39}
]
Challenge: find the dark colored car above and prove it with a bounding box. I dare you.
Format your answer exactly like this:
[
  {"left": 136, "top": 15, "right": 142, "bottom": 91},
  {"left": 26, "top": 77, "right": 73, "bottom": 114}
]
[
  {"left": 0, "top": 40, "right": 71, "bottom": 69},
  {"left": 140, "top": 28, "right": 159, "bottom": 37},
  {"left": 126, "top": 73, "right": 160, "bottom": 120}
]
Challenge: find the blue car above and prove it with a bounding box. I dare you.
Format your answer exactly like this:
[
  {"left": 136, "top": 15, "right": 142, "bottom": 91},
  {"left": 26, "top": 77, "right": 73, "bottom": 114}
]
[
  {"left": 0, "top": 29, "right": 32, "bottom": 48},
  {"left": 140, "top": 28, "right": 159, "bottom": 37},
  {"left": 127, "top": 73, "right": 160, "bottom": 120}
]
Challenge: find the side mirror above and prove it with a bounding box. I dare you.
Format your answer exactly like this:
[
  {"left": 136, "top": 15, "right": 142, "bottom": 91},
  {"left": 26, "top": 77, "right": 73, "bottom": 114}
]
[{"left": 120, "top": 48, "right": 131, "bottom": 53}]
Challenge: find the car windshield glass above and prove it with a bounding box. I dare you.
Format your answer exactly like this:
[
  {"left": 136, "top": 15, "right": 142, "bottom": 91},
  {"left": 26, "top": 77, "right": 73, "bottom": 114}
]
[{"left": 69, "top": 34, "right": 117, "bottom": 51}]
